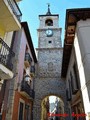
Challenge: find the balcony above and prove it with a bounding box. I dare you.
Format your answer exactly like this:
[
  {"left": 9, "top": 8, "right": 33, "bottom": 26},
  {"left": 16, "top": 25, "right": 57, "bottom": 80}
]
[
  {"left": 21, "top": 80, "right": 35, "bottom": 99},
  {"left": 0, "top": 38, "right": 14, "bottom": 79},
  {"left": 30, "top": 65, "right": 35, "bottom": 77},
  {"left": 24, "top": 53, "right": 32, "bottom": 67},
  {"left": 0, "top": 0, "right": 22, "bottom": 33}
]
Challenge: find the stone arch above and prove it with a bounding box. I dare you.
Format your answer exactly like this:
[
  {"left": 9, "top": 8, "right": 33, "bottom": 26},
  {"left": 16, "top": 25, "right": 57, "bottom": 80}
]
[
  {"left": 45, "top": 18, "right": 53, "bottom": 26},
  {"left": 33, "top": 77, "right": 69, "bottom": 120},
  {"left": 41, "top": 94, "right": 65, "bottom": 120},
  {"left": 40, "top": 94, "right": 64, "bottom": 103},
  {"left": 33, "top": 90, "right": 68, "bottom": 120}
]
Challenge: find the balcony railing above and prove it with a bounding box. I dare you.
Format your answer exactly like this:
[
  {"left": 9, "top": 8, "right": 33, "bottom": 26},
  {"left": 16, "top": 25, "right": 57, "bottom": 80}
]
[
  {"left": 24, "top": 53, "right": 32, "bottom": 67},
  {"left": 30, "top": 66, "right": 35, "bottom": 73},
  {"left": 7, "top": 0, "right": 22, "bottom": 22},
  {"left": 0, "top": 38, "right": 15, "bottom": 71},
  {"left": 21, "top": 80, "right": 35, "bottom": 99},
  {"left": 25, "top": 53, "right": 32, "bottom": 63},
  {"left": 30, "top": 66, "right": 35, "bottom": 77}
]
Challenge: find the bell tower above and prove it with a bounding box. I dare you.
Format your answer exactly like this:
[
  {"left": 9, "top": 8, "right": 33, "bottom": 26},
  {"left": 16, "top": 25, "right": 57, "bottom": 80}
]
[
  {"left": 33, "top": 5, "right": 68, "bottom": 120},
  {"left": 37, "top": 4, "right": 62, "bottom": 77},
  {"left": 38, "top": 4, "right": 62, "bottom": 48}
]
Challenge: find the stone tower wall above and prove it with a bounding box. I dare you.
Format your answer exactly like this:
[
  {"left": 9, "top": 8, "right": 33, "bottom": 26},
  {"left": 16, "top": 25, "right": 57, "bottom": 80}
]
[
  {"left": 33, "top": 14, "right": 69, "bottom": 120},
  {"left": 38, "top": 29, "right": 62, "bottom": 48},
  {"left": 39, "top": 16, "right": 59, "bottom": 28},
  {"left": 37, "top": 48, "right": 63, "bottom": 77}
]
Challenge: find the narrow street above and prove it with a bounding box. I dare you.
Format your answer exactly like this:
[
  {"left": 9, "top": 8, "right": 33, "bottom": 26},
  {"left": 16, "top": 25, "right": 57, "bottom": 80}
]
[{"left": 0, "top": 1, "right": 90, "bottom": 120}]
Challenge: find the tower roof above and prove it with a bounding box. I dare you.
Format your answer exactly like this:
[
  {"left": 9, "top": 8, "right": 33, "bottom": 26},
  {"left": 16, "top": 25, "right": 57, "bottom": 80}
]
[
  {"left": 39, "top": 4, "right": 59, "bottom": 17},
  {"left": 46, "top": 3, "right": 51, "bottom": 15}
]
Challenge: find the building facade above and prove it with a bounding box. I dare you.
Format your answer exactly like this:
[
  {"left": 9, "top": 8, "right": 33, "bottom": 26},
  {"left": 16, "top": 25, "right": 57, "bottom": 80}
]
[
  {"left": 61, "top": 8, "right": 90, "bottom": 120},
  {"left": 0, "top": 0, "right": 22, "bottom": 119},
  {"left": 6, "top": 22, "right": 37, "bottom": 120},
  {"left": 0, "top": 22, "right": 37, "bottom": 120},
  {"left": 1, "top": 2, "right": 90, "bottom": 120},
  {"left": 33, "top": 6, "right": 68, "bottom": 120}
]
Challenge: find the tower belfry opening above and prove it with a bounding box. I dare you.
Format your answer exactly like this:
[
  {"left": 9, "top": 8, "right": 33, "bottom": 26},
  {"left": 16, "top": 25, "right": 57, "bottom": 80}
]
[{"left": 45, "top": 19, "right": 53, "bottom": 26}]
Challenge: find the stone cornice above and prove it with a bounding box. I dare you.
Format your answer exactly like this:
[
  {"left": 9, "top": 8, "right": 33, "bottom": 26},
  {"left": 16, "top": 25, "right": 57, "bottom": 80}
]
[
  {"left": 36, "top": 47, "right": 63, "bottom": 50},
  {"left": 37, "top": 28, "right": 62, "bottom": 31}
]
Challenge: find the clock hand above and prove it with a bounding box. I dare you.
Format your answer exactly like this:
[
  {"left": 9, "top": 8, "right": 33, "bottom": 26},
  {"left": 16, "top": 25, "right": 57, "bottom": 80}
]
[{"left": 48, "top": 30, "right": 50, "bottom": 34}]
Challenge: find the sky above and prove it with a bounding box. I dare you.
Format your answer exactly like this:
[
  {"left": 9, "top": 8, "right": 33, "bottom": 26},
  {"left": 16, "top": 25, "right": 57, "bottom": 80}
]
[
  {"left": 19, "top": 0, "right": 90, "bottom": 48},
  {"left": 49, "top": 96, "right": 56, "bottom": 103}
]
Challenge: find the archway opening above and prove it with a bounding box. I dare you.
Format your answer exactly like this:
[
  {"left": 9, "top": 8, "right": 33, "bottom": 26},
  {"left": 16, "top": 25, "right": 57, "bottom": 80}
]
[
  {"left": 45, "top": 19, "right": 53, "bottom": 26},
  {"left": 41, "top": 95, "right": 64, "bottom": 120}
]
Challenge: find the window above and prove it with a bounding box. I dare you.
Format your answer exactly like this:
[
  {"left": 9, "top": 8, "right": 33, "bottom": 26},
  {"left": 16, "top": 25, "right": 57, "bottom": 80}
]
[
  {"left": 45, "top": 19, "right": 53, "bottom": 26},
  {"left": 66, "top": 79, "right": 72, "bottom": 101},
  {"left": 25, "top": 45, "right": 28, "bottom": 52},
  {"left": 48, "top": 41, "right": 52, "bottom": 43},
  {"left": 18, "top": 99, "right": 25, "bottom": 120},
  {"left": 70, "top": 72, "right": 74, "bottom": 94},
  {"left": 68, "top": 79, "right": 72, "bottom": 94},
  {"left": 19, "top": 102, "right": 24, "bottom": 120},
  {"left": 70, "top": 70, "right": 78, "bottom": 95},
  {"left": 73, "top": 63, "right": 80, "bottom": 89},
  {"left": 25, "top": 105, "right": 30, "bottom": 120}
]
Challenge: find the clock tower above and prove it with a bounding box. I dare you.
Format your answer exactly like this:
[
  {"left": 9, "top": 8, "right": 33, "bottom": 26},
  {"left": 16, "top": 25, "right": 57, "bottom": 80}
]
[
  {"left": 38, "top": 5, "right": 62, "bottom": 49},
  {"left": 37, "top": 5, "right": 62, "bottom": 77},
  {"left": 33, "top": 5, "right": 68, "bottom": 120}
]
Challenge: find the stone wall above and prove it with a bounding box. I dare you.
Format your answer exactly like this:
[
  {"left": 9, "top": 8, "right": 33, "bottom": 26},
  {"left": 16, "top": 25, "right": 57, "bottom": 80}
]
[
  {"left": 33, "top": 77, "right": 69, "bottom": 120},
  {"left": 38, "top": 29, "right": 62, "bottom": 48},
  {"left": 37, "top": 48, "right": 63, "bottom": 77},
  {"left": 33, "top": 47, "right": 69, "bottom": 120}
]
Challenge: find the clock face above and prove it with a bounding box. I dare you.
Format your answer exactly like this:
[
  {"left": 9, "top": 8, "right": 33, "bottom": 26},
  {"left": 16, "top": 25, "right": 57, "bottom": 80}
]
[{"left": 46, "top": 29, "right": 53, "bottom": 37}]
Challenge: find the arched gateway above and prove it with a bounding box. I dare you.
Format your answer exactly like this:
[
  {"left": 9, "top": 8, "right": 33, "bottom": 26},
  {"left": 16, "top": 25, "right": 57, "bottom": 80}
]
[
  {"left": 33, "top": 5, "right": 69, "bottom": 120},
  {"left": 41, "top": 95, "right": 64, "bottom": 120}
]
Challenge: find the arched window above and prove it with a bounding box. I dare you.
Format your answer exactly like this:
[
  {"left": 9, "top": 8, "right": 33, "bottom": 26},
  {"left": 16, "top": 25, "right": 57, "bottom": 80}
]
[{"left": 45, "top": 19, "right": 53, "bottom": 26}]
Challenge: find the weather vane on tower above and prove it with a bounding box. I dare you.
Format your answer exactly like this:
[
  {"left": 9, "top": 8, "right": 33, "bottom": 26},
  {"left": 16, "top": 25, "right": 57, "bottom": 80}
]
[
  {"left": 46, "top": 3, "right": 51, "bottom": 15},
  {"left": 47, "top": 3, "right": 50, "bottom": 8}
]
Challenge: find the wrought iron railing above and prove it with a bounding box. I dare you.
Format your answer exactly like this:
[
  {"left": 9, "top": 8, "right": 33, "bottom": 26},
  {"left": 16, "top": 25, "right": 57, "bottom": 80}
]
[
  {"left": 21, "top": 80, "right": 35, "bottom": 99},
  {"left": 0, "top": 38, "right": 15, "bottom": 71},
  {"left": 30, "top": 66, "right": 35, "bottom": 77},
  {"left": 7, "top": 0, "right": 22, "bottom": 22},
  {"left": 25, "top": 53, "right": 32, "bottom": 64},
  {"left": 30, "top": 66, "right": 35, "bottom": 73}
]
